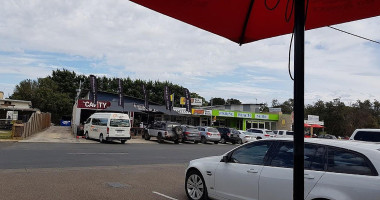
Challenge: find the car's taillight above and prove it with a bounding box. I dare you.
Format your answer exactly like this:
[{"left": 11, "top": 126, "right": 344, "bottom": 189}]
[
  {"left": 245, "top": 136, "right": 250, "bottom": 138},
  {"left": 165, "top": 131, "right": 168, "bottom": 136},
  {"left": 207, "top": 132, "right": 211, "bottom": 136},
  {"left": 184, "top": 132, "right": 190, "bottom": 135},
  {"left": 264, "top": 134, "right": 270, "bottom": 137},
  {"left": 107, "top": 127, "right": 109, "bottom": 134},
  {"left": 227, "top": 133, "right": 231, "bottom": 137}
]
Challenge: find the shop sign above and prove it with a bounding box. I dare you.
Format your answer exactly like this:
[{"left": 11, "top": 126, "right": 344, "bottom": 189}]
[
  {"left": 204, "top": 110, "right": 212, "bottom": 116},
  {"left": 237, "top": 112, "right": 252, "bottom": 118},
  {"left": 77, "top": 100, "right": 111, "bottom": 110},
  {"left": 180, "top": 97, "right": 203, "bottom": 106},
  {"left": 269, "top": 107, "right": 282, "bottom": 113},
  {"left": 192, "top": 109, "right": 205, "bottom": 115},
  {"left": 219, "top": 111, "right": 234, "bottom": 117},
  {"left": 308, "top": 115, "right": 319, "bottom": 122},
  {"left": 191, "top": 98, "right": 203, "bottom": 106},
  {"left": 255, "top": 114, "right": 269, "bottom": 120}
]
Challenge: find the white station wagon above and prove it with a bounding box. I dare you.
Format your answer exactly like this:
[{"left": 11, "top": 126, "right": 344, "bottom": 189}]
[{"left": 185, "top": 138, "right": 380, "bottom": 200}]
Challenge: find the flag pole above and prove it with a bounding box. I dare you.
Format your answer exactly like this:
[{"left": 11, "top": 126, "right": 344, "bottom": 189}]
[{"left": 293, "top": 0, "right": 305, "bottom": 200}]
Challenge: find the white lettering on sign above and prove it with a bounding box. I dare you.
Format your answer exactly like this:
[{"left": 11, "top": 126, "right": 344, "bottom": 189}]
[
  {"left": 219, "top": 111, "right": 234, "bottom": 117},
  {"left": 237, "top": 113, "right": 252, "bottom": 118},
  {"left": 204, "top": 110, "right": 212, "bottom": 116},
  {"left": 255, "top": 114, "right": 269, "bottom": 120}
]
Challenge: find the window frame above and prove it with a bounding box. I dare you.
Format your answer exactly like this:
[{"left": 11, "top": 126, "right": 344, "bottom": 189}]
[
  {"left": 267, "top": 141, "right": 327, "bottom": 171},
  {"left": 326, "top": 146, "right": 378, "bottom": 176},
  {"left": 226, "top": 140, "right": 276, "bottom": 166}
]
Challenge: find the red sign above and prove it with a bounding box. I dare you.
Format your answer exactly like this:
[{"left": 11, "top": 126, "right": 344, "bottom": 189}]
[{"left": 77, "top": 100, "right": 111, "bottom": 110}]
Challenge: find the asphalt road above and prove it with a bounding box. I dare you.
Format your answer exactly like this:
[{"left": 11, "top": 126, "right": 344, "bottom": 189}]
[
  {"left": 0, "top": 141, "right": 236, "bottom": 169},
  {"left": 0, "top": 142, "right": 237, "bottom": 200}
]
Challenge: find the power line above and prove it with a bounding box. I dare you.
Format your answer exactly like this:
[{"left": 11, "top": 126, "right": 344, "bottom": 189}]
[{"left": 328, "top": 26, "right": 380, "bottom": 45}]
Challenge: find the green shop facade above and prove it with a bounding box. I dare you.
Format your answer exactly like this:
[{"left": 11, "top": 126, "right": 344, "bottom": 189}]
[{"left": 206, "top": 109, "right": 281, "bottom": 131}]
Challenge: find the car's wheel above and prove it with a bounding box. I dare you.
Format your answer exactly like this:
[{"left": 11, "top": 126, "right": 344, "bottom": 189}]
[
  {"left": 186, "top": 170, "right": 208, "bottom": 200},
  {"left": 99, "top": 134, "right": 104, "bottom": 143},
  {"left": 194, "top": 141, "right": 199, "bottom": 144},
  {"left": 238, "top": 139, "right": 243, "bottom": 144},
  {"left": 220, "top": 138, "right": 226, "bottom": 144},
  {"left": 256, "top": 137, "right": 262, "bottom": 140},
  {"left": 213, "top": 141, "right": 219, "bottom": 144},
  {"left": 85, "top": 132, "right": 89, "bottom": 139},
  {"left": 201, "top": 137, "right": 207, "bottom": 144},
  {"left": 157, "top": 133, "right": 163, "bottom": 143},
  {"left": 174, "top": 139, "right": 179, "bottom": 144},
  {"left": 120, "top": 140, "right": 126, "bottom": 144},
  {"left": 144, "top": 133, "right": 151, "bottom": 140}
]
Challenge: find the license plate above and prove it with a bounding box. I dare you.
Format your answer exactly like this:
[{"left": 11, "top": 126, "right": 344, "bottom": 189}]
[{"left": 117, "top": 130, "right": 123, "bottom": 133}]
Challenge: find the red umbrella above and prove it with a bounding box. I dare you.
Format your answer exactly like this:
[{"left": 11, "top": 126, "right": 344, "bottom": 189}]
[
  {"left": 304, "top": 123, "right": 311, "bottom": 128},
  {"left": 311, "top": 124, "right": 324, "bottom": 128},
  {"left": 129, "top": 1, "right": 380, "bottom": 199}
]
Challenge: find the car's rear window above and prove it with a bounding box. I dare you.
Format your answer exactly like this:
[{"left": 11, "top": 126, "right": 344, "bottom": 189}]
[
  {"left": 186, "top": 127, "right": 199, "bottom": 132},
  {"left": 286, "top": 131, "right": 294, "bottom": 135},
  {"left": 110, "top": 119, "right": 130, "bottom": 127},
  {"left": 208, "top": 128, "right": 218, "bottom": 132},
  {"left": 354, "top": 131, "right": 380, "bottom": 142},
  {"left": 266, "top": 131, "right": 274, "bottom": 135}
]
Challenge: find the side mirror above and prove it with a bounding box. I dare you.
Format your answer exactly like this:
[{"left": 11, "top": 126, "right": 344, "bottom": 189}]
[{"left": 221, "top": 155, "right": 230, "bottom": 163}]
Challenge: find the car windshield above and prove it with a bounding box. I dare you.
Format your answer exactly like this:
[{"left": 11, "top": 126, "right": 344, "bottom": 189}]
[
  {"left": 110, "top": 119, "right": 130, "bottom": 127},
  {"left": 286, "top": 131, "right": 294, "bottom": 135},
  {"left": 354, "top": 131, "right": 380, "bottom": 142},
  {"left": 186, "top": 127, "right": 199, "bottom": 132},
  {"left": 208, "top": 128, "right": 218, "bottom": 132}
]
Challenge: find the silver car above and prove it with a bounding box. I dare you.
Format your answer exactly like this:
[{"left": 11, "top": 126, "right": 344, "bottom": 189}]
[{"left": 197, "top": 126, "right": 221, "bottom": 144}]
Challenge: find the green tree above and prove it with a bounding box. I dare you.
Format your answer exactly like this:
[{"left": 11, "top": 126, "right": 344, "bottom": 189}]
[
  {"left": 210, "top": 97, "right": 225, "bottom": 106},
  {"left": 226, "top": 98, "right": 242, "bottom": 105}
]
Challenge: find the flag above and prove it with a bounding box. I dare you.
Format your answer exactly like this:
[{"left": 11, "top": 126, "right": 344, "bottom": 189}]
[
  {"left": 118, "top": 78, "right": 124, "bottom": 108},
  {"left": 142, "top": 84, "right": 149, "bottom": 109},
  {"left": 89, "top": 75, "right": 97, "bottom": 104},
  {"left": 184, "top": 88, "right": 191, "bottom": 112},
  {"left": 164, "top": 86, "right": 171, "bottom": 111}
]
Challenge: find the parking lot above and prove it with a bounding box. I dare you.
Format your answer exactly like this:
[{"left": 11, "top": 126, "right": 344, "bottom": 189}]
[{"left": 0, "top": 139, "right": 235, "bottom": 200}]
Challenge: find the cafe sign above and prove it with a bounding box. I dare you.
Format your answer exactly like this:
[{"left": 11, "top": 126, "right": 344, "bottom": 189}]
[
  {"left": 255, "top": 114, "right": 269, "bottom": 120},
  {"left": 219, "top": 111, "right": 234, "bottom": 117},
  {"left": 192, "top": 109, "right": 205, "bottom": 115},
  {"left": 77, "top": 100, "right": 111, "bottom": 110}
]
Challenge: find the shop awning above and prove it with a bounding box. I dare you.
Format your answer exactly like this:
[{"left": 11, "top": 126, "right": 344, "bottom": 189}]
[
  {"left": 103, "top": 102, "right": 141, "bottom": 113},
  {"left": 149, "top": 105, "right": 180, "bottom": 116},
  {"left": 304, "top": 123, "right": 311, "bottom": 128},
  {"left": 311, "top": 124, "right": 325, "bottom": 128}
]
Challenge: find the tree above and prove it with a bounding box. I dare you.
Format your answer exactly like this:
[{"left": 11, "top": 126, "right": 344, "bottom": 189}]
[
  {"left": 226, "top": 98, "right": 241, "bottom": 105},
  {"left": 210, "top": 97, "right": 225, "bottom": 106}
]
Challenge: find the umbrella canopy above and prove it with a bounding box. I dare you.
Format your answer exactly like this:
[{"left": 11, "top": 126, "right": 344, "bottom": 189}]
[
  {"left": 304, "top": 123, "right": 311, "bottom": 128},
  {"left": 311, "top": 124, "right": 324, "bottom": 128},
  {"left": 130, "top": 0, "right": 380, "bottom": 44}
]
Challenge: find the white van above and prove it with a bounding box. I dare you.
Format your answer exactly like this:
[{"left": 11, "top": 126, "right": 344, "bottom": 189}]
[{"left": 83, "top": 113, "right": 131, "bottom": 144}]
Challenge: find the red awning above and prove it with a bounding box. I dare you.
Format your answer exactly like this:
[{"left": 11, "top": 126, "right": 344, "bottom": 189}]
[
  {"left": 311, "top": 124, "right": 325, "bottom": 128},
  {"left": 304, "top": 123, "right": 311, "bottom": 128},
  {"left": 130, "top": 0, "right": 380, "bottom": 44}
]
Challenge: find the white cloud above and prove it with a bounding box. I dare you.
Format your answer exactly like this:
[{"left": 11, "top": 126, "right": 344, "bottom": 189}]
[{"left": 0, "top": 0, "right": 379, "bottom": 105}]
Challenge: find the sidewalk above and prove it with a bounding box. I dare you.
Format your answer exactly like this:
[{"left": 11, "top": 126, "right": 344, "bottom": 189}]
[{"left": 17, "top": 126, "right": 155, "bottom": 144}]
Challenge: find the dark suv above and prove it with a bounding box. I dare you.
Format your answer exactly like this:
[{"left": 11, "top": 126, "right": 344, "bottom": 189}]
[{"left": 217, "top": 127, "right": 241, "bottom": 144}]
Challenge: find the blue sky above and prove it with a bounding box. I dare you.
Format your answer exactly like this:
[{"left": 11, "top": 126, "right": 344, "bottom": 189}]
[{"left": 1, "top": 1, "right": 380, "bottom": 105}]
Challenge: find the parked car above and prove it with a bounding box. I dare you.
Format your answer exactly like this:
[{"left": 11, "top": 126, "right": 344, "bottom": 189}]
[
  {"left": 83, "top": 112, "right": 131, "bottom": 144},
  {"left": 197, "top": 126, "right": 221, "bottom": 144},
  {"left": 180, "top": 125, "right": 201, "bottom": 143},
  {"left": 237, "top": 130, "right": 257, "bottom": 143},
  {"left": 318, "top": 134, "right": 337, "bottom": 139},
  {"left": 185, "top": 138, "right": 380, "bottom": 200},
  {"left": 350, "top": 129, "right": 380, "bottom": 142},
  {"left": 246, "top": 128, "right": 275, "bottom": 139},
  {"left": 274, "top": 130, "right": 294, "bottom": 138},
  {"left": 217, "top": 127, "right": 241, "bottom": 144},
  {"left": 143, "top": 121, "right": 182, "bottom": 143}
]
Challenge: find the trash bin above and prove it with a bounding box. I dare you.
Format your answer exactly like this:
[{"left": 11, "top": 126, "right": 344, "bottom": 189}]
[{"left": 12, "top": 124, "right": 24, "bottom": 137}]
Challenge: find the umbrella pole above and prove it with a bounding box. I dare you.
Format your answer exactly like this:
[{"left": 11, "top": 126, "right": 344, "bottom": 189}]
[{"left": 293, "top": 0, "right": 305, "bottom": 200}]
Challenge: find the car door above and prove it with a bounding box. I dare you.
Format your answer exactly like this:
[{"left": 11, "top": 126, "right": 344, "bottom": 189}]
[
  {"left": 259, "top": 142, "right": 326, "bottom": 200},
  {"left": 214, "top": 141, "right": 274, "bottom": 200}
]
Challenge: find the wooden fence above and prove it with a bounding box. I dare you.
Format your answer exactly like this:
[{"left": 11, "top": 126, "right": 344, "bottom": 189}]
[{"left": 21, "top": 112, "right": 51, "bottom": 138}]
